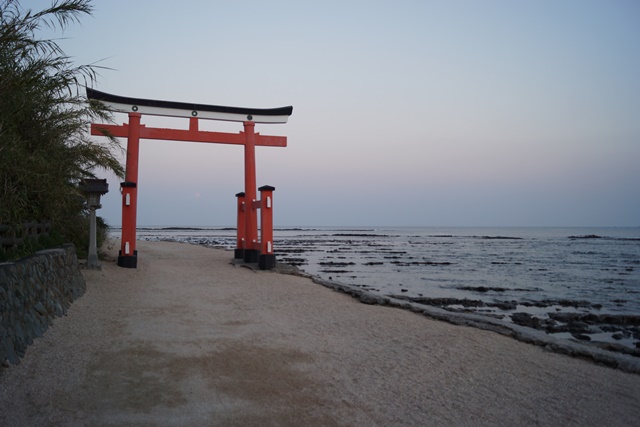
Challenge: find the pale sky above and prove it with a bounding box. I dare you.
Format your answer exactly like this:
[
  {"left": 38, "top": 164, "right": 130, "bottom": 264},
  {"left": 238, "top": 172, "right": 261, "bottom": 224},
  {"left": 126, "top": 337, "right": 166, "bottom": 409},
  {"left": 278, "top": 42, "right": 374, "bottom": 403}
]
[{"left": 51, "top": 0, "right": 639, "bottom": 227}]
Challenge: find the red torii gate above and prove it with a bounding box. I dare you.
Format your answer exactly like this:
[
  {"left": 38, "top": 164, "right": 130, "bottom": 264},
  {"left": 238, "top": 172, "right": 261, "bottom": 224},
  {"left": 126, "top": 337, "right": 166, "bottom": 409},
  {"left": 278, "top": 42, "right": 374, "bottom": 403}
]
[{"left": 87, "top": 88, "right": 292, "bottom": 270}]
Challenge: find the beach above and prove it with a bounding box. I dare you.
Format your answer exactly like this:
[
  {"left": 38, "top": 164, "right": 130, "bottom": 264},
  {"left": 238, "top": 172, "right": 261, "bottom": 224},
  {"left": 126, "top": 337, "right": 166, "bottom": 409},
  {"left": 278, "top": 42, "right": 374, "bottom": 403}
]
[{"left": 1, "top": 240, "right": 639, "bottom": 426}]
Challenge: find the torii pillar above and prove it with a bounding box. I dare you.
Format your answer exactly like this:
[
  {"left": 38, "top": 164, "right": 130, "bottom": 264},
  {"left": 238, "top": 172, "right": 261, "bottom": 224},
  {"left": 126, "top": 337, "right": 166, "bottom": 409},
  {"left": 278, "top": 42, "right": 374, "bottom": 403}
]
[
  {"left": 113, "top": 112, "right": 140, "bottom": 267},
  {"left": 87, "top": 88, "right": 292, "bottom": 268},
  {"left": 242, "top": 120, "right": 259, "bottom": 263}
]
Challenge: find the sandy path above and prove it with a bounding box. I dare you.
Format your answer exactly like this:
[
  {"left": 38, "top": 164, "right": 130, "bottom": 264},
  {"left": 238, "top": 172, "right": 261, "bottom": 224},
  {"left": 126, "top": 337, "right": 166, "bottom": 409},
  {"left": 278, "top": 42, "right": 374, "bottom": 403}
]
[{"left": 1, "top": 240, "right": 639, "bottom": 426}]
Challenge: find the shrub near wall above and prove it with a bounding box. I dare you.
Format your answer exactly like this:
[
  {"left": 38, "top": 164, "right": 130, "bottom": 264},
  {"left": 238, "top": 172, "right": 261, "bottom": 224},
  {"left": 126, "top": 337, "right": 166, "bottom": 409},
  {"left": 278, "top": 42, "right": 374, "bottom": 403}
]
[{"left": 0, "top": 244, "right": 86, "bottom": 364}]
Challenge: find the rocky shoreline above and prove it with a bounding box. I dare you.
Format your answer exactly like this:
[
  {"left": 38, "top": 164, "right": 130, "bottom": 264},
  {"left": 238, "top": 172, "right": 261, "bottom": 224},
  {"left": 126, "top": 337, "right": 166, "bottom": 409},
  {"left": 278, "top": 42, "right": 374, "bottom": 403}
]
[
  {"left": 387, "top": 294, "right": 640, "bottom": 358},
  {"left": 270, "top": 231, "right": 640, "bottom": 360},
  {"left": 271, "top": 261, "right": 640, "bottom": 374},
  {"left": 276, "top": 249, "right": 640, "bottom": 359}
]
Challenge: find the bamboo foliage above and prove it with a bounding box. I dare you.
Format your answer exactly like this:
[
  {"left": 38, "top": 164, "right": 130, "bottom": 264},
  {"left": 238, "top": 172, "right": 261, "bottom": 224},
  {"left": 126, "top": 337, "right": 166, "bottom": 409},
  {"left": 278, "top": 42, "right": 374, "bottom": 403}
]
[{"left": 0, "top": 0, "right": 123, "bottom": 250}]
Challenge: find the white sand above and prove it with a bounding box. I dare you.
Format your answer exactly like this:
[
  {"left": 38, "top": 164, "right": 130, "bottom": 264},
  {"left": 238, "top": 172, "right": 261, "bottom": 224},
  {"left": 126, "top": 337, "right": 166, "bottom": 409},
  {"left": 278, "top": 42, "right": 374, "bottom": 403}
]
[{"left": 1, "top": 240, "right": 639, "bottom": 426}]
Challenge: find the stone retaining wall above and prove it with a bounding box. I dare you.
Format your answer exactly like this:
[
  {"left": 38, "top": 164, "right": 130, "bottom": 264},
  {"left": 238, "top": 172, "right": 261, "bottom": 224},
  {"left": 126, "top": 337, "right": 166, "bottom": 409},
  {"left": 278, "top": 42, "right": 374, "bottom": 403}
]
[{"left": 0, "top": 244, "right": 85, "bottom": 365}]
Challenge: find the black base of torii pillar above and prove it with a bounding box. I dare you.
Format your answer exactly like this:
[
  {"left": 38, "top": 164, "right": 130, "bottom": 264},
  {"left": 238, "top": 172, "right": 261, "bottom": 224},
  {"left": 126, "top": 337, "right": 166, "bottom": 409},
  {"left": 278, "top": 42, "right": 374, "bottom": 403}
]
[
  {"left": 118, "top": 250, "right": 138, "bottom": 268},
  {"left": 234, "top": 185, "right": 277, "bottom": 270}
]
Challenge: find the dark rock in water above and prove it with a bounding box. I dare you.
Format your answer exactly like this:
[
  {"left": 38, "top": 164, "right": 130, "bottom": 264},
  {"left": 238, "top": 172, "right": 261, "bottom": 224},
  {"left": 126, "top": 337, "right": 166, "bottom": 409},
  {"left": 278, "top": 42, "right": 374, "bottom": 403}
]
[
  {"left": 359, "top": 293, "right": 380, "bottom": 305},
  {"left": 593, "top": 314, "right": 640, "bottom": 326},
  {"left": 571, "top": 333, "right": 592, "bottom": 341},
  {"left": 511, "top": 312, "right": 541, "bottom": 329},
  {"left": 463, "top": 286, "right": 537, "bottom": 294},
  {"left": 568, "top": 321, "right": 591, "bottom": 333},
  {"left": 546, "top": 323, "right": 570, "bottom": 334},
  {"left": 392, "top": 296, "right": 485, "bottom": 309},
  {"left": 568, "top": 234, "right": 602, "bottom": 239},
  {"left": 280, "top": 257, "right": 307, "bottom": 266},
  {"left": 391, "top": 260, "right": 452, "bottom": 266},
  {"left": 612, "top": 333, "right": 625, "bottom": 341},
  {"left": 400, "top": 289, "right": 408, "bottom": 292},
  {"left": 319, "top": 261, "right": 355, "bottom": 267},
  {"left": 332, "top": 233, "right": 388, "bottom": 237},
  {"left": 557, "top": 299, "right": 593, "bottom": 308},
  {"left": 548, "top": 312, "right": 579, "bottom": 323},
  {"left": 523, "top": 299, "right": 596, "bottom": 309},
  {"left": 458, "top": 286, "right": 508, "bottom": 293},
  {"left": 546, "top": 313, "right": 602, "bottom": 335},
  {"left": 590, "top": 341, "right": 640, "bottom": 357},
  {"left": 488, "top": 300, "right": 518, "bottom": 310},
  {"left": 520, "top": 301, "right": 548, "bottom": 308}
]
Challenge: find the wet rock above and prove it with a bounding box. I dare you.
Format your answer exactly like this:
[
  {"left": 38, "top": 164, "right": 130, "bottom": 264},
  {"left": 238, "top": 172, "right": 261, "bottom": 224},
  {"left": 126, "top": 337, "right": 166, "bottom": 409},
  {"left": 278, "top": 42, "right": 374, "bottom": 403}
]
[
  {"left": 392, "top": 296, "right": 485, "bottom": 309},
  {"left": 488, "top": 300, "right": 518, "bottom": 310},
  {"left": 546, "top": 323, "right": 571, "bottom": 334},
  {"left": 549, "top": 312, "right": 640, "bottom": 327},
  {"left": 458, "top": 286, "right": 507, "bottom": 293},
  {"left": 521, "top": 299, "right": 596, "bottom": 309},
  {"left": 571, "top": 333, "right": 592, "bottom": 341},
  {"left": 390, "top": 261, "right": 452, "bottom": 266},
  {"left": 359, "top": 293, "right": 378, "bottom": 305},
  {"left": 280, "top": 257, "right": 306, "bottom": 266},
  {"left": 548, "top": 312, "right": 577, "bottom": 323},
  {"left": 511, "top": 312, "right": 541, "bottom": 329},
  {"left": 557, "top": 299, "right": 592, "bottom": 308},
  {"left": 332, "top": 233, "right": 389, "bottom": 237},
  {"left": 319, "top": 261, "right": 355, "bottom": 267},
  {"left": 568, "top": 321, "right": 591, "bottom": 333}
]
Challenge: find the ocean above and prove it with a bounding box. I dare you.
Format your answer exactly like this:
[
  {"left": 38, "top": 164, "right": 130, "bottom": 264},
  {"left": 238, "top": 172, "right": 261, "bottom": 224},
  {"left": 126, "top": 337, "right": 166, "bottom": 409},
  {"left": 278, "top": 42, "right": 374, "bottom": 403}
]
[{"left": 123, "top": 226, "right": 640, "bottom": 353}]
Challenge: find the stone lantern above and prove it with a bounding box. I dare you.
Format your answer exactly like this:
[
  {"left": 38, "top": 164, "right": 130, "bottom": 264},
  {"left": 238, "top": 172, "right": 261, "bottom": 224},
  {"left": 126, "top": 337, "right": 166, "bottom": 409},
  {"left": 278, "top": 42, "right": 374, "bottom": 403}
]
[{"left": 82, "top": 179, "right": 109, "bottom": 269}]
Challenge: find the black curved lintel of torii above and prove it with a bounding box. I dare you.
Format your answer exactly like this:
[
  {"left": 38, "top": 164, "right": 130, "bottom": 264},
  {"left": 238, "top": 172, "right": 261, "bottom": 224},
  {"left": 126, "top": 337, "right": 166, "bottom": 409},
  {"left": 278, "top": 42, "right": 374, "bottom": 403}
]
[{"left": 86, "top": 88, "right": 293, "bottom": 124}]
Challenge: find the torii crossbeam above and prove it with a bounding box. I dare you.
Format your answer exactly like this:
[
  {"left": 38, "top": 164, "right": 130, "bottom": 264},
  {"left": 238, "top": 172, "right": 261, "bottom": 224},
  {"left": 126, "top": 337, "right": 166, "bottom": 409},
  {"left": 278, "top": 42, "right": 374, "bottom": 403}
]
[{"left": 87, "top": 88, "right": 292, "bottom": 268}]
